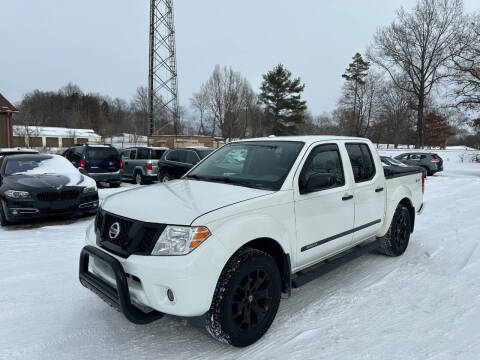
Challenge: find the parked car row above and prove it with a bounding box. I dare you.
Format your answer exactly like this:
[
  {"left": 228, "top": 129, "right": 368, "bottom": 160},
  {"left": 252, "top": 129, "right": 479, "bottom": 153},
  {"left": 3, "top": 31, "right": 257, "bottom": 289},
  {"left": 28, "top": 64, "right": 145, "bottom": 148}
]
[{"left": 63, "top": 144, "right": 214, "bottom": 186}]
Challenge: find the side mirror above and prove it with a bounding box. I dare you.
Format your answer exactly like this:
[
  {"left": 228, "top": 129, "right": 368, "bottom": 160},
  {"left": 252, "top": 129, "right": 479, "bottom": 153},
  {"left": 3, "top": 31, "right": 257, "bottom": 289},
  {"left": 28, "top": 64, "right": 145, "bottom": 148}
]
[{"left": 303, "top": 173, "right": 336, "bottom": 194}]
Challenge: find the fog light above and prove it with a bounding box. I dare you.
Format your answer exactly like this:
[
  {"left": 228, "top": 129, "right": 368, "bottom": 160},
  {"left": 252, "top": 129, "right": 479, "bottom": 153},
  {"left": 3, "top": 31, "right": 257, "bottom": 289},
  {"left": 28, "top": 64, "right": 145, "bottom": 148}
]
[{"left": 167, "top": 289, "right": 174, "bottom": 302}]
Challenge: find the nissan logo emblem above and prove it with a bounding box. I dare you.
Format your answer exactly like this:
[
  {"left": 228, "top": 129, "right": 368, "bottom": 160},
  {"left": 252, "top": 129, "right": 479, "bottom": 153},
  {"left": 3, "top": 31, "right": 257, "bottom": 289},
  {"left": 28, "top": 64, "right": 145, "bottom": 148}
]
[{"left": 109, "top": 222, "right": 121, "bottom": 239}]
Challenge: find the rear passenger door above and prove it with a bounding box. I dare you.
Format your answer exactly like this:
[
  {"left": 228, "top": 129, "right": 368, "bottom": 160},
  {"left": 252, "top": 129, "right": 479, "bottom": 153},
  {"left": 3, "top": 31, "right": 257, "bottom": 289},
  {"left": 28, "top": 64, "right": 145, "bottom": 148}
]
[
  {"left": 345, "top": 143, "right": 385, "bottom": 243},
  {"left": 294, "top": 143, "right": 355, "bottom": 268}
]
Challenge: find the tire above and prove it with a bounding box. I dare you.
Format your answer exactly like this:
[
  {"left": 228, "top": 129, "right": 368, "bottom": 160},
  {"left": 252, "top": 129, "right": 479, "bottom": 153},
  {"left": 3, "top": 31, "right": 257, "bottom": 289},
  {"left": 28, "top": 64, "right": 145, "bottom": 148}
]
[
  {"left": 135, "top": 171, "right": 144, "bottom": 185},
  {"left": 377, "top": 205, "right": 411, "bottom": 257},
  {"left": 110, "top": 181, "right": 121, "bottom": 188},
  {"left": 160, "top": 173, "right": 170, "bottom": 183},
  {"left": 0, "top": 204, "right": 9, "bottom": 226},
  {"left": 206, "top": 247, "right": 281, "bottom": 347}
]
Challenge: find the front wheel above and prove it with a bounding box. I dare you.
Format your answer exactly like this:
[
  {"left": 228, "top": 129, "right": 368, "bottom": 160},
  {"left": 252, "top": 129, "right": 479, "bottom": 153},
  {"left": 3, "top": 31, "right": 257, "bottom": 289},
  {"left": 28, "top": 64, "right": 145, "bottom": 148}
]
[
  {"left": 377, "top": 205, "right": 411, "bottom": 257},
  {"left": 159, "top": 173, "right": 170, "bottom": 183},
  {"left": 0, "top": 204, "right": 9, "bottom": 226},
  {"left": 206, "top": 248, "right": 281, "bottom": 347}
]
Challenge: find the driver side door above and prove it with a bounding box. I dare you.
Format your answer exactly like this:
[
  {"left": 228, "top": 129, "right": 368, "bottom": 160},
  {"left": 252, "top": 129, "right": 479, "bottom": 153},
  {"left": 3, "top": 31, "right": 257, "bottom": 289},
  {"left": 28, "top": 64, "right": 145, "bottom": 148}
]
[{"left": 294, "top": 143, "right": 355, "bottom": 269}]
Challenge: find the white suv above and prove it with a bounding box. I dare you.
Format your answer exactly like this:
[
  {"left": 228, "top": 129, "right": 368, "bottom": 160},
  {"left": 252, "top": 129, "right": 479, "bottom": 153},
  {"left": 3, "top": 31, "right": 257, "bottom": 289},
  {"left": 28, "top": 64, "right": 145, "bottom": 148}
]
[{"left": 79, "top": 136, "right": 424, "bottom": 346}]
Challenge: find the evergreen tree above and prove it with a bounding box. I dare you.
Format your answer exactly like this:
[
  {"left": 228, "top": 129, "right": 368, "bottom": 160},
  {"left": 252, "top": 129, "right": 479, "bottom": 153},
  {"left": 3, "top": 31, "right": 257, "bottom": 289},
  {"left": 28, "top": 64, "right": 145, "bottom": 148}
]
[
  {"left": 341, "top": 53, "right": 370, "bottom": 135},
  {"left": 259, "top": 64, "right": 307, "bottom": 135}
]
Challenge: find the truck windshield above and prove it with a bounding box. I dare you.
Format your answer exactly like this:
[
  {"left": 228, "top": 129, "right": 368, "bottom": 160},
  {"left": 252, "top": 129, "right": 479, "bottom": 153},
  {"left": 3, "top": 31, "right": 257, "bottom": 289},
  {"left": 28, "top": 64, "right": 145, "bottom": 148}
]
[{"left": 185, "top": 141, "right": 304, "bottom": 191}]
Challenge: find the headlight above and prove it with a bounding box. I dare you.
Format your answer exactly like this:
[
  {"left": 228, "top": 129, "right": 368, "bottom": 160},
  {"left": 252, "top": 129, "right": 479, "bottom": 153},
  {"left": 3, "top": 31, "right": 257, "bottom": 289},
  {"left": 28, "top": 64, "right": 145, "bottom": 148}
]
[
  {"left": 151, "top": 226, "right": 211, "bottom": 256},
  {"left": 82, "top": 185, "right": 97, "bottom": 194},
  {"left": 4, "top": 190, "right": 31, "bottom": 199}
]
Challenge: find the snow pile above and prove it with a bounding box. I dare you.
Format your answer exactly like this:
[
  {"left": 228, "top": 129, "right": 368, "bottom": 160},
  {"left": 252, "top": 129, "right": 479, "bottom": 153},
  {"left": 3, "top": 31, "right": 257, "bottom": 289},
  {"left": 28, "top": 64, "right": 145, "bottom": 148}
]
[{"left": 0, "top": 164, "right": 479, "bottom": 359}]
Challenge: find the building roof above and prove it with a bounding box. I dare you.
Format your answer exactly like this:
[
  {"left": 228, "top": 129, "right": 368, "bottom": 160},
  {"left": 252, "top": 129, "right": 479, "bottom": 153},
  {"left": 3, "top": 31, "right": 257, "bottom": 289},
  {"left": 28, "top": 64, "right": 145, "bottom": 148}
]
[
  {"left": 12, "top": 125, "right": 101, "bottom": 138},
  {"left": 0, "top": 93, "right": 18, "bottom": 113}
]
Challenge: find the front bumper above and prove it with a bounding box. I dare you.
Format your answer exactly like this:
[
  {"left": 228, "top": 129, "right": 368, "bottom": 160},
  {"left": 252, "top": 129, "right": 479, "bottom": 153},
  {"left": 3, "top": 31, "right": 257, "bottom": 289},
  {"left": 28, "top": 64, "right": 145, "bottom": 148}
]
[
  {"left": 88, "top": 171, "right": 122, "bottom": 183},
  {"left": 79, "top": 245, "right": 164, "bottom": 324},
  {"left": 83, "top": 222, "right": 229, "bottom": 318},
  {"left": 2, "top": 194, "right": 99, "bottom": 222}
]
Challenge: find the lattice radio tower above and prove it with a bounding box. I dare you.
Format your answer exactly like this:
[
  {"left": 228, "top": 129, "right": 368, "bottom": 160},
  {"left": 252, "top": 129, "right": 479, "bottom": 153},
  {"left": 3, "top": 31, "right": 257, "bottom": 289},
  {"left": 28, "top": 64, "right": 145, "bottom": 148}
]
[{"left": 148, "top": 0, "right": 179, "bottom": 136}]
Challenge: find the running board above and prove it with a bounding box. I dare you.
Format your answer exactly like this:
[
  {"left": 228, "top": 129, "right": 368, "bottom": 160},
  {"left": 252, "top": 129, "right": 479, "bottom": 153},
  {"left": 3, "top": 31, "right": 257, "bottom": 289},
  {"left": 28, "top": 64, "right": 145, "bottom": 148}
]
[{"left": 292, "top": 239, "right": 380, "bottom": 288}]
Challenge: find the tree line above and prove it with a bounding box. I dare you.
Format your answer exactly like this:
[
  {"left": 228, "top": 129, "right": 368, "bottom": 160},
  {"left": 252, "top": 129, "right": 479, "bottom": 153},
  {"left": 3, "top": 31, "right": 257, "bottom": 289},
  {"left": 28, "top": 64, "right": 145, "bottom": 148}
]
[{"left": 13, "top": 0, "right": 480, "bottom": 149}]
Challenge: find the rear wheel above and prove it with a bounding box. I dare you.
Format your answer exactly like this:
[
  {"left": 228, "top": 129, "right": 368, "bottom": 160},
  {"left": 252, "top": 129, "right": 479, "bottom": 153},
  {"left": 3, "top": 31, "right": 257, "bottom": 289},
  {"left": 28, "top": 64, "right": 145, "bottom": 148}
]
[
  {"left": 206, "top": 248, "right": 281, "bottom": 347},
  {"left": 378, "top": 205, "right": 411, "bottom": 257},
  {"left": 135, "top": 171, "right": 144, "bottom": 185}
]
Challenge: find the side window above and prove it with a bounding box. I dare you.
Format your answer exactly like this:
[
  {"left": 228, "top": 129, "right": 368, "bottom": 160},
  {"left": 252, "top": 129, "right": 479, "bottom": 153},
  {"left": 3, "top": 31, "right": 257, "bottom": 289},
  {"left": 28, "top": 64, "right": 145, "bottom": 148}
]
[
  {"left": 346, "top": 143, "right": 376, "bottom": 182},
  {"left": 137, "top": 148, "right": 149, "bottom": 160},
  {"left": 121, "top": 150, "right": 130, "bottom": 160},
  {"left": 299, "top": 144, "right": 345, "bottom": 194},
  {"left": 70, "top": 147, "right": 83, "bottom": 162},
  {"left": 176, "top": 150, "right": 187, "bottom": 163},
  {"left": 410, "top": 154, "right": 420, "bottom": 160},
  {"left": 186, "top": 151, "right": 200, "bottom": 165},
  {"left": 166, "top": 150, "right": 179, "bottom": 162},
  {"left": 129, "top": 149, "right": 137, "bottom": 160}
]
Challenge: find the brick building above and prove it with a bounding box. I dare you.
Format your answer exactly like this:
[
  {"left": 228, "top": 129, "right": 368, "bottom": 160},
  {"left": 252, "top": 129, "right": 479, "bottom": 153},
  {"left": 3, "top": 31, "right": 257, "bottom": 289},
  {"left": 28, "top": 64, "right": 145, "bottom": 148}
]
[
  {"left": 0, "top": 93, "right": 17, "bottom": 148},
  {"left": 147, "top": 135, "right": 225, "bottom": 148}
]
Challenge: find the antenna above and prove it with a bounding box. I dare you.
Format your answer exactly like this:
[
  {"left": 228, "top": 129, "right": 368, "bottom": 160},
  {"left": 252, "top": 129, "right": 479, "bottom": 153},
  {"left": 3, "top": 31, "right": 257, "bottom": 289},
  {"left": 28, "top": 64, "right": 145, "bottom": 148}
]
[{"left": 148, "top": 0, "right": 179, "bottom": 136}]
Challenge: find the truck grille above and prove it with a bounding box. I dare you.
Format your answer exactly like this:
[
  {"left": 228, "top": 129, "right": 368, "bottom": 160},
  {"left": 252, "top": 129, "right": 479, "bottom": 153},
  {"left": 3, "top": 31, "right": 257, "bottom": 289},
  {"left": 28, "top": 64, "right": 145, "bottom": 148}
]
[{"left": 95, "top": 210, "right": 165, "bottom": 258}]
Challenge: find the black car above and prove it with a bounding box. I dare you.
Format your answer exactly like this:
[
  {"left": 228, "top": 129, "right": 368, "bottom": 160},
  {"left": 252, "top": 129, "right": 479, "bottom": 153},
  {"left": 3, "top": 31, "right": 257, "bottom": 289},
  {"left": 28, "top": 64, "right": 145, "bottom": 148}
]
[
  {"left": 380, "top": 156, "right": 428, "bottom": 178},
  {"left": 0, "top": 154, "right": 99, "bottom": 225},
  {"left": 63, "top": 144, "right": 122, "bottom": 187},
  {"left": 394, "top": 152, "right": 444, "bottom": 176},
  {"left": 157, "top": 147, "right": 213, "bottom": 182},
  {"left": 0, "top": 147, "right": 39, "bottom": 156}
]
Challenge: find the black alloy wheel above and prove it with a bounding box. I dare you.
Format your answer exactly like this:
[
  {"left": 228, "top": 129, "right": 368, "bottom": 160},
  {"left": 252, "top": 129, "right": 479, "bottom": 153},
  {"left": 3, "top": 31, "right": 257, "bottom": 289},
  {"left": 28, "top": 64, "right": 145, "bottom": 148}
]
[{"left": 231, "top": 269, "right": 273, "bottom": 331}]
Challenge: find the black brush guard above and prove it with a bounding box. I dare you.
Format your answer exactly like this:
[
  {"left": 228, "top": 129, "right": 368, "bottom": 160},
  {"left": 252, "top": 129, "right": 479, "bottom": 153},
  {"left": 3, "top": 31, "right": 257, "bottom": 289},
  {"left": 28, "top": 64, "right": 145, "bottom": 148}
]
[{"left": 79, "top": 245, "right": 164, "bottom": 324}]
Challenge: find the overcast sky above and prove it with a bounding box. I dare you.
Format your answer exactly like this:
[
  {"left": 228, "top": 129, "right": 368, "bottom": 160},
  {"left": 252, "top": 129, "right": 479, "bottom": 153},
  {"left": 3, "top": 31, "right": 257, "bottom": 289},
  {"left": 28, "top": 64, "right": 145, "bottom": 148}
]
[{"left": 1, "top": 0, "right": 479, "bottom": 115}]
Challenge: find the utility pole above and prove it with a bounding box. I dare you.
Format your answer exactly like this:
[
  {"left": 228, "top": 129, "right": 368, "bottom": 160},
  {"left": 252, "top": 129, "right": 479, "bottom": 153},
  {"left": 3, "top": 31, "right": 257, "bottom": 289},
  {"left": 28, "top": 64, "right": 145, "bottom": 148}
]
[{"left": 148, "top": 0, "right": 179, "bottom": 136}]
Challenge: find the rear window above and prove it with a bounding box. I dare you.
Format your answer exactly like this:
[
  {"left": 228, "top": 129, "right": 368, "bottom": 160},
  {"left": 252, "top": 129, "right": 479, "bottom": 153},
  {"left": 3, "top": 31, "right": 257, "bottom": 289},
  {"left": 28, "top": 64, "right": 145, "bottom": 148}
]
[
  {"left": 150, "top": 149, "right": 166, "bottom": 159},
  {"left": 346, "top": 143, "right": 376, "bottom": 182},
  {"left": 86, "top": 147, "right": 118, "bottom": 161}
]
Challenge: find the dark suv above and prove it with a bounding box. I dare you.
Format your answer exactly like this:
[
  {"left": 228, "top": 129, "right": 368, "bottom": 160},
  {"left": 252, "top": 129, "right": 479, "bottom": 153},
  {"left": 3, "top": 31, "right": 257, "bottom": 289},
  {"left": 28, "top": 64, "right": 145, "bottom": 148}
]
[
  {"left": 63, "top": 144, "right": 122, "bottom": 187},
  {"left": 394, "top": 152, "right": 443, "bottom": 176},
  {"left": 157, "top": 147, "right": 213, "bottom": 182}
]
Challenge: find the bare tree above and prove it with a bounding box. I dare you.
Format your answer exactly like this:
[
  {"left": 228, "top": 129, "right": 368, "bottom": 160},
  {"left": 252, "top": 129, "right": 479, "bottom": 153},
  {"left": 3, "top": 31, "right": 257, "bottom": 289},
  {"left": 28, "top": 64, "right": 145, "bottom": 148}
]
[
  {"left": 195, "top": 65, "right": 255, "bottom": 139},
  {"left": 368, "top": 0, "right": 469, "bottom": 147},
  {"left": 451, "top": 15, "right": 480, "bottom": 109},
  {"left": 190, "top": 88, "right": 210, "bottom": 135}
]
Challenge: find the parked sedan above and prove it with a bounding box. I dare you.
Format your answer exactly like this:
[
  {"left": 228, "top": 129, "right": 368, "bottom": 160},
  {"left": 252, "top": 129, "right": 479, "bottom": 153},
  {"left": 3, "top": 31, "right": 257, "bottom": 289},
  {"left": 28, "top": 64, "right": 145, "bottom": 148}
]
[
  {"left": 380, "top": 156, "right": 428, "bottom": 178},
  {"left": 157, "top": 147, "right": 213, "bottom": 182},
  {"left": 0, "top": 148, "right": 39, "bottom": 156},
  {"left": 0, "top": 154, "right": 99, "bottom": 225},
  {"left": 394, "top": 152, "right": 443, "bottom": 176}
]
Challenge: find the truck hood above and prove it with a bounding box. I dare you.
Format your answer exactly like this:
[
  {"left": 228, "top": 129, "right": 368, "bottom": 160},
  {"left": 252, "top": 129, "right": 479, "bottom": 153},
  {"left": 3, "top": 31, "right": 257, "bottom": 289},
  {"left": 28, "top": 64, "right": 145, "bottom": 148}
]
[{"left": 102, "top": 179, "right": 273, "bottom": 225}]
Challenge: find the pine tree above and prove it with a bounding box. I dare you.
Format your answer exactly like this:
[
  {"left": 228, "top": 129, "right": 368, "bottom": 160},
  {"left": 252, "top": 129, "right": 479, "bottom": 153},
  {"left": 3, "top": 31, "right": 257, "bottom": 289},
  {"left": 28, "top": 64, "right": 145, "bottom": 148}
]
[
  {"left": 341, "top": 53, "right": 370, "bottom": 135},
  {"left": 259, "top": 64, "right": 307, "bottom": 135}
]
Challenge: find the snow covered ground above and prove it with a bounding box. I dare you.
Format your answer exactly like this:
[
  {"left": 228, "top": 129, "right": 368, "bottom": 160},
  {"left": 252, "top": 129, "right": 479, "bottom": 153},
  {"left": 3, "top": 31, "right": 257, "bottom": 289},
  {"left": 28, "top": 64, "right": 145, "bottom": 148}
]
[{"left": 1, "top": 160, "right": 479, "bottom": 360}]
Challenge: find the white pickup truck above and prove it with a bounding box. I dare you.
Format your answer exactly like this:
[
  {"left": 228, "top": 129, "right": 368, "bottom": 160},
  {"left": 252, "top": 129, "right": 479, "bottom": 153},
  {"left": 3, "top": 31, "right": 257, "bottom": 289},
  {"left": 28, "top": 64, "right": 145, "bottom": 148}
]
[{"left": 79, "top": 136, "right": 424, "bottom": 347}]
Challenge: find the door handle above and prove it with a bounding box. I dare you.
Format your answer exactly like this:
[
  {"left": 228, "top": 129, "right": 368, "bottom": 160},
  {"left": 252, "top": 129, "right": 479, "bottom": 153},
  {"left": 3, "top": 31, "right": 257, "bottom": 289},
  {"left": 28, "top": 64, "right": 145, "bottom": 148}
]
[
  {"left": 375, "top": 187, "right": 384, "bottom": 193},
  {"left": 342, "top": 195, "right": 354, "bottom": 201}
]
